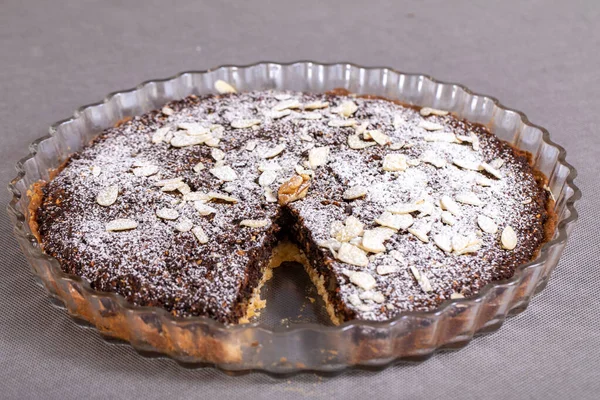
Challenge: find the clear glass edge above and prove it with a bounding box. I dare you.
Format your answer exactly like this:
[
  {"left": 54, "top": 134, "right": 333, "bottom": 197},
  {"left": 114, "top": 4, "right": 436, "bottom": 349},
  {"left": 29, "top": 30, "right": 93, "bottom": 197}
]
[{"left": 6, "top": 61, "right": 581, "bottom": 373}]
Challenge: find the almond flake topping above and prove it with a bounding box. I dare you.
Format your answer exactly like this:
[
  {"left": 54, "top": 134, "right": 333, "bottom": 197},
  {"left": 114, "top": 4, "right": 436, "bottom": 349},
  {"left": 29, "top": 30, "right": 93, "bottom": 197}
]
[
  {"left": 441, "top": 211, "right": 457, "bottom": 225},
  {"left": 349, "top": 271, "right": 376, "bottom": 290},
  {"left": 132, "top": 165, "right": 159, "bottom": 177},
  {"left": 211, "top": 148, "right": 225, "bottom": 161},
  {"left": 161, "top": 106, "right": 174, "bottom": 116},
  {"left": 245, "top": 140, "right": 257, "bottom": 151},
  {"left": 170, "top": 133, "right": 208, "bottom": 148},
  {"left": 308, "top": 146, "right": 330, "bottom": 169},
  {"left": 262, "top": 143, "right": 286, "bottom": 159},
  {"left": 303, "top": 101, "right": 329, "bottom": 110},
  {"left": 333, "top": 216, "right": 365, "bottom": 242},
  {"left": 329, "top": 119, "right": 357, "bottom": 127},
  {"left": 154, "top": 177, "right": 183, "bottom": 187},
  {"left": 209, "top": 165, "right": 237, "bottom": 181},
  {"left": 333, "top": 100, "right": 358, "bottom": 117},
  {"left": 377, "top": 264, "right": 400, "bottom": 275},
  {"left": 368, "top": 130, "right": 391, "bottom": 146},
  {"left": 420, "top": 107, "right": 449, "bottom": 117},
  {"left": 343, "top": 185, "right": 368, "bottom": 200},
  {"left": 453, "top": 158, "right": 482, "bottom": 171},
  {"left": 240, "top": 219, "right": 270, "bottom": 228},
  {"left": 410, "top": 266, "right": 433, "bottom": 293},
  {"left": 106, "top": 218, "right": 138, "bottom": 232},
  {"left": 501, "top": 226, "right": 518, "bottom": 250},
  {"left": 231, "top": 119, "right": 261, "bottom": 129},
  {"left": 490, "top": 158, "right": 504, "bottom": 169},
  {"left": 175, "top": 218, "right": 193, "bottom": 232},
  {"left": 152, "top": 126, "right": 171, "bottom": 144},
  {"left": 91, "top": 166, "right": 102, "bottom": 177},
  {"left": 208, "top": 192, "right": 239, "bottom": 203},
  {"left": 386, "top": 202, "right": 419, "bottom": 215},
  {"left": 258, "top": 170, "right": 278, "bottom": 186},
  {"left": 456, "top": 192, "right": 484, "bottom": 206},
  {"left": 300, "top": 112, "right": 322, "bottom": 120},
  {"left": 178, "top": 123, "right": 209, "bottom": 136},
  {"left": 408, "top": 228, "right": 429, "bottom": 243},
  {"left": 382, "top": 154, "right": 408, "bottom": 172},
  {"left": 272, "top": 99, "right": 301, "bottom": 111},
  {"left": 214, "top": 80, "right": 237, "bottom": 94},
  {"left": 337, "top": 243, "right": 369, "bottom": 267},
  {"left": 193, "top": 162, "right": 205, "bottom": 173},
  {"left": 477, "top": 214, "right": 498, "bottom": 234},
  {"left": 375, "top": 212, "right": 414, "bottom": 230},
  {"left": 475, "top": 176, "right": 493, "bottom": 186},
  {"left": 96, "top": 185, "right": 119, "bottom": 207},
  {"left": 480, "top": 162, "right": 502, "bottom": 179},
  {"left": 450, "top": 292, "right": 465, "bottom": 299},
  {"left": 264, "top": 187, "right": 277, "bottom": 203},
  {"left": 419, "top": 120, "right": 444, "bottom": 131},
  {"left": 433, "top": 234, "right": 453, "bottom": 253},
  {"left": 348, "top": 134, "right": 377, "bottom": 149},
  {"left": 440, "top": 195, "right": 462, "bottom": 216},
  {"left": 361, "top": 228, "right": 395, "bottom": 253},
  {"left": 194, "top": 202, "right": 217, "bottom": 216},
  {"left": 156, "top": 207, "right": 179, "bottom": 220},
  {"left": 421, "top": 153, "right": 447, "bottom": 168},
  {"left": 191, "top": 226, "right": 209, "bottom": 244}
]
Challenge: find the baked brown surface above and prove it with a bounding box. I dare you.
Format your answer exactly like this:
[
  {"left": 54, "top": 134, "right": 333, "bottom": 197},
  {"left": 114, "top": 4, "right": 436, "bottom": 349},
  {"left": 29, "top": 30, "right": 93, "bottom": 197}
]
[{"left": 33, "top": 88, "right": 554, "bottom": 324}]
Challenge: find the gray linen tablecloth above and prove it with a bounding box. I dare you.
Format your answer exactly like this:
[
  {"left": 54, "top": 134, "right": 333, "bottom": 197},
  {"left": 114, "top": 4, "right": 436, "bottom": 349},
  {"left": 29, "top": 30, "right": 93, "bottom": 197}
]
[{"left": 1, "top": 1, "right": 598, "bottom": 398}]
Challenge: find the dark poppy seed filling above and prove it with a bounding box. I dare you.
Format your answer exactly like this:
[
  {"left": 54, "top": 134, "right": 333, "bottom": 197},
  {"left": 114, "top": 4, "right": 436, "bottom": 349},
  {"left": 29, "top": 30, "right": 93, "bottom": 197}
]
[{"left": 35, "top": 88, "right": 553, "bottom": 324}]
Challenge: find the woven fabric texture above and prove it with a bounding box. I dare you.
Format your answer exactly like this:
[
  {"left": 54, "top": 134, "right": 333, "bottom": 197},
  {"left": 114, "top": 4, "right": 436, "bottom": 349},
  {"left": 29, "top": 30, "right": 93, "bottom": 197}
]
[{"left": 1, "top": 1, "right": 598, "bottom": 399}]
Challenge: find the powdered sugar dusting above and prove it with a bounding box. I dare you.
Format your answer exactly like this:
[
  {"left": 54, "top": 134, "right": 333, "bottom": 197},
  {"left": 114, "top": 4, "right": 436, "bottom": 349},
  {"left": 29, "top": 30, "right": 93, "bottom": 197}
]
[{"left": 37, "top": 90, "right": 550, "bottom": 323}]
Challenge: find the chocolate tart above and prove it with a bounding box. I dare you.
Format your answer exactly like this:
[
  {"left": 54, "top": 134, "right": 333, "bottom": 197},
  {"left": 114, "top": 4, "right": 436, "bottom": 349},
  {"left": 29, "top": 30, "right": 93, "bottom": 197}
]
[{"left": 9, "top": 63, "right": 579, "bottom": 372}]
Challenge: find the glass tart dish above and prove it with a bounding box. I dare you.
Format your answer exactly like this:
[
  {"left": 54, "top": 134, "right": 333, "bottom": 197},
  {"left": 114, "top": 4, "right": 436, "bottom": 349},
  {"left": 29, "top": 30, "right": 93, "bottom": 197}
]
[{"left": 7, "top": 62, "right": 579, "bottom": 374}]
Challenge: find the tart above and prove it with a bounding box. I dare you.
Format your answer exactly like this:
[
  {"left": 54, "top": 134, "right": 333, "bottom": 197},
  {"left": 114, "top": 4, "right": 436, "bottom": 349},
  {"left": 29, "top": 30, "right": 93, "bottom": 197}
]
[{"left": 31, "top": 82, "right": 555, "bottom": 325}]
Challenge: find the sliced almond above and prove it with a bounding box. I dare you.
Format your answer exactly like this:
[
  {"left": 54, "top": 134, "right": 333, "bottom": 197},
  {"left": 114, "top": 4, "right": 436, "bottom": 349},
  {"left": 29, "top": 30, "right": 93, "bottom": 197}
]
[
  {"left": 420, "top": 107, "right": 449, "bottom": 117},
  {"left": 456, "top": 192, "right": 484, "bottom": 206},
  {"left": 421, "top": 153, "right": 447, "bottom": 168},
  {"left": 348, "top": 134, "right": 377, "bottom": 149},
  {"left": 132, "top": 165, "right": 159, "bottom": 177},
  {"left": 183, "top": 192, "right": 210, "bottom": 202},
  {"left": 214, "top": 80, "right": 237, "bottom": 94},
  {"left": 475, "top": 176, "right": 494, "bottom": 186},
  {"left": 333, "top": 100, "right": 358, "bottom": 117},
  {"left": 308, "top": 146, "right": 330, "bottom": 169},
  {"left": 410, "top": 266, "right": 433, "bottom": 293},
  {"left": 408, "top": 228, "right": 429, "bottom": 243},
  {"left": 368, "top": 130, "right": 391, "bottom": 146},
  {"left": 336, "top": 243, "right": 369, "bottom": 267},
  {"left": 208, "top": 192, "right": 239, "bottom": 203},
  {"left": 328, "top": 119, "right": 357, "bottom": 128},
  {"left": 209, "top": 165, "right": 238, "bottom": 181},
  {"left": 175, "top": 218, "right": 193, "bottom": 232},
  {"left": 361, "top": 229, "right": 392, "bottom": 253},
  {"left": 211, "top": 148, "right": 225, "bottom": 161},
  {"left": 264, "top": 187, "right": 277, "bottom": 203},
  {"left": 377, "top": 264, "right": 400, "bottom": 275},
  {"left": 382, "top": 154, "right": 408, "bottom": 172},
  {"left": 154, "top": 177, "right": 183, "bottom": 187},
  {"left": 343, "top": 186, "right": 368, "bottom": 200},
  {"left": 501, "top": 226, "right": 518, "bottom": 250},
  {"left": 392, "top": 114, "right": 405, "bottom": 129},
  {"left": 231, "top": 119, "right": 261, "bottom": 129},
  {"left": 334, "top": 216, "right": 364, "bottom": 242},
  {"left": 191, "top": 226, "right": 209, "bottom": 244},
  {"left": 453, "top": 159, "right": 482, "bottom": 171},
  {"left": 299, "top": 112, "right": 322, "bottom": 120},
  {"left": 480, "top": 162, "right": 502, "bottom": 179},
  {"left": 106, "top": 218, "right": 138, "bottom": 232},
  {"left": 418, "top": 120, "right": 444, "bottom": 131},
  {"left": 152, "top": 126, "right": 171, "bottom": 144},
  {"left": 245, "top": 140, "right": 258, "bottom": 151},
  {"left": 272, "top": 99, "right": 301, "bottom": 111},
  {"left": 156, "top": 207, "right": 179, "bottom": 220},
  {"left": 161, "top": 106, "right": 174, "bottom": 116},
  {"left": 477, "top": 214, "right": 498, "bottom": 234},
  {"left": 240, "top": 219, "right": 270, "bottom": 228},
  {"left": 262, "top": 143, "right": 286, "bottom": 159},
  {"left": 349, "top": 271, "right": 376, "bottom": 290},
  {"left": 490, "top": 158, "right": 504, "bottom": 169},
  {"left": 375, "top": 212, "right": 414, "bottom": 230},
  {"left": 258, "top": 170, "right": 278, "bottom": 187},
  {"left": 303, "top": 101, "right": 329, "bottom": 110},
  {"left": 441, "top": 211, "right": 457, "bottom": 226},
  {"left": 433, "top": 234, "right": 453, "bottom": 253},
  {"left": 170, "top": 133, "right": 208, "bottom": 148},
  {"left": 91, "top": 166, "right": 102, "bottom": 177},
  {"left": 194, "top": 201, "right": 217, "bottom": 216},
  {"left": 440, "top": 196, "right": 462, "bottom": 216},
  {"left": 386, "top": 202, "right": 419, "bottom": 215},
  {"left": 178, "top": 123, "right": 209, "bottom": 136},
  {"left": 96, "top": 185, "right": 119, "bottom": 207}
]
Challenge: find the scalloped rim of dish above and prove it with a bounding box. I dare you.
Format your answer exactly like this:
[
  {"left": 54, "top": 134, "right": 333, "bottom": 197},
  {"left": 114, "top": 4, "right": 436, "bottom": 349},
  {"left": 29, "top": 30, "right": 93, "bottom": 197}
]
[{"left": 7, "top": 61, "right": 580, "bottom": 364}]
